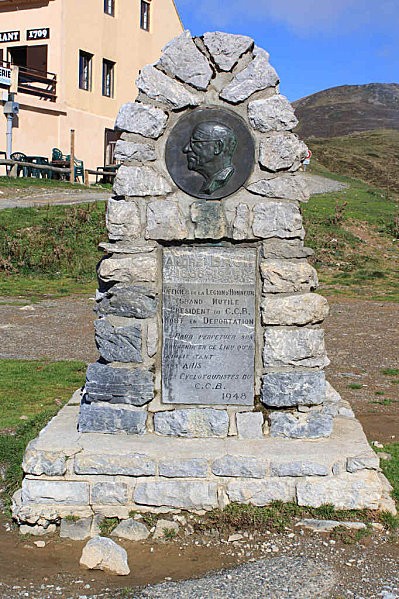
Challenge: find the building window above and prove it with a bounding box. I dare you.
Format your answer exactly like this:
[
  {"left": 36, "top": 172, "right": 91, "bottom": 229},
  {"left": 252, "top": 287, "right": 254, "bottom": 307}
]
[
  {"left": 140, "top": 0, "right": 150, "bottom": 31},
  {"left": 104, "top": 0, "right": 115, "bottom": 16},
  {"left": 79, "top": 50, "right": 93, "bottom": 91},
  {"left": 102, "top": 59, "right": 115, "bottom": 97}
]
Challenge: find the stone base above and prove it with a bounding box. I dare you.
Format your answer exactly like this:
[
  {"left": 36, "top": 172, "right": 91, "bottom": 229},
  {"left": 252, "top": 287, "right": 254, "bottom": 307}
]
[{"left": 13, "top": 393, "right": 396, "bottom": 526}]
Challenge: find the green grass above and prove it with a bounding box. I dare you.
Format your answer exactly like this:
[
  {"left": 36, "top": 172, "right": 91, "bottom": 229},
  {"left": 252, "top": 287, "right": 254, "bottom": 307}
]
[
  {"left": 348, "top": 383, "right": 363, "bottom": 390},
  {"left": 378, "top": 443, "right": 399, "bottom": 505},
  {"left": 98, "top": 517, "right": 119, "bottom": 536},
  {"left": 0, "top": 176, "right": 111, "bottom": 192},
  {"left": 382, "top": 368, "right": 399, "bottom": 376}
]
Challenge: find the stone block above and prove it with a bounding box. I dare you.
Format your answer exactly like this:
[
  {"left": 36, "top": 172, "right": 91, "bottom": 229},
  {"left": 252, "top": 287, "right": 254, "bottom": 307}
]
[
  {"left": 269, "top": 412, "right": 333, "bottom": 439},
  {"left": 115, "top": 102, "right": 168, "bottom": 139},
  {"left": 212, "top": 455, "right": 266, "bottom": 478},
  {"left": 146, "top": 320, "right": 158, "bottom": 357},
  {"left": 84, "top": 363, "right": 153, "bottom": 406},
  {"left": 159, "top": 458, "right": 208, "bottom": 478},
  {"left": 261, "top": 294, "right": 329, "bottom": 326},
  {"left": 145, "top": 200, "right": 187, "bottom": 240},
  {"left": 22, "top": 479, "right": 89, "bottom": 505},
  {"left": 80, "top": 536, "right": 130, "bottom": 575},
  {"left": 114, "top": 140, "right": 156, "bottom": 162},
  {"left": 158, "top": 31, "right": 212, "bottom": 90},
  {"left": 191, "top": 201, "right": 227, "bottom": 239},
  {"left": 113, "top": 165, "right": 172, "bottom": 197},
  {"left": 106, "top": 198, "right": 141, "bottom": 241},
  {"left": 111, "top": 519, "right": 150, "bottom": 541},
  {"left": 248, "top": 95, "right": 298, "bottom": 132},
  {"left": 60, "top": 517, "right": 92, "bottom": 541},
  {"left": 260, "top": 260, "right": 318, "bottom": 294},
  {"left": 346, "top": 453, "right": 380, "bottom": 473},
  {"left": 297, "top": 471, "right": 383, "bottom": 510},
  {"left": 220, "top": 47, "right": 279, "bottom": 103},
  {"left": 263, "top": 328, "right": 329, "bottom": 369},
  {"left": 98, "top": 254, "right": 157, "bottom": 284},
  {"left": 232, "top": 203, "right": 251, "bottom": 240},
  {"left": 203, "top": 32, "right": 253, "bottom": 71},
  {"left": 261, "top": 371, "right": 326, "bottom": 407},
  {"left": 154, "top": 409, "right": 229, "bottom": 438},
  {"left": 296, "top": 519, "right": 367, "bottom": 533},
  {"left": 247, "top": 174, "right": 309, "bottom": 202},
  {"left": 78, "top": 403, "right": 147, "bottom": 435},
  {"left": 75, "top": 453, "right": 156, "bottom": 476},
  {"left": 22, "top": 443, "right": 66, "bottom": 477},
  {"left": 20, "top": 523, "right": 57, "bottom": 536},
  {"left": 153, "top": 519, "right": 180, "bottom": 539},
  {"left": 134, "top": 481, "right": 218, "bottom": 510},
  {"left": 259, "top": 132, "right": 308, "bottom": 172},
  {"left": 94, "top": 319, "right": 142, "bottom": 363},
  {"left": 252, "top": 201, "right": 304, "bottom": 239},
  {"left": 236, "top": 412, "right": 264, "bottom": 439},
  {"left": 271, "top": 462, "right": 329, "bottom": 477},
  {"left": 227, "top": 479, "right": 296, "bottom": 506},
  {"left": 262, "top": 239, "right": 314, "bottom": 259},
  {"left": 97, "top": 284, "right": 157, "bottom": 319},
  {"left": 91, "top": 482, "right": 129, "bottom": 505},
  {"left": 137, "top": 65, "right": 201, "bottom": 109}
]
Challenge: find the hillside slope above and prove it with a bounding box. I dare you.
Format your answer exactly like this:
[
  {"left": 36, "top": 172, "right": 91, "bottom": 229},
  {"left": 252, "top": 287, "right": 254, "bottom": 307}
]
[{"left": 293, "top": 83, "right": 399, "bottom": 138}]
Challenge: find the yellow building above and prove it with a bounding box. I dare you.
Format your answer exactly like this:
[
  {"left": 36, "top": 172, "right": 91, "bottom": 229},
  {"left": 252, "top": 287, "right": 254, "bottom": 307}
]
[{"left": 0, "top": 0, "right": 182, "bottom": 171}]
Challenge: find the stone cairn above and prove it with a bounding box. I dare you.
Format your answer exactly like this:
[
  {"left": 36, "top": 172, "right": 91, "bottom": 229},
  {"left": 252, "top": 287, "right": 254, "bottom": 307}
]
[{"left": 14, "top": 32, "right": 394, "bottom": 532}]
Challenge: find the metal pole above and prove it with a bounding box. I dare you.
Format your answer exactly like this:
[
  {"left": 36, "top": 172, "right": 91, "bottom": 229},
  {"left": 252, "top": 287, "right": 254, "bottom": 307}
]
[{"left": 5, "top": 92, "right": 14, "bottom": 160}]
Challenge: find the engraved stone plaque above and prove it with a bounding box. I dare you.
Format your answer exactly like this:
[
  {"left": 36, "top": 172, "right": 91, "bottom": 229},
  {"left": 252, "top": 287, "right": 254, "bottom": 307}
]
[
  {"left": 165, "top": 107, "right": 255, "bottom": 200},
  {"left": 162, "top": 247, "right": 256, "bottom": 405}
]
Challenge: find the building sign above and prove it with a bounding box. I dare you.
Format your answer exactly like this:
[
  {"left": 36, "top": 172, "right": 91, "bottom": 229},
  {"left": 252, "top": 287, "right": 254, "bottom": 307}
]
[
  {"left": 0, "top": 31, "right": 20, "bottom": 43},
  {"left": 0, "top": 66, "right": 11, "bottom": 86},
  {"left": 27, "top": 28, "right": 50, "bottom": 40}
]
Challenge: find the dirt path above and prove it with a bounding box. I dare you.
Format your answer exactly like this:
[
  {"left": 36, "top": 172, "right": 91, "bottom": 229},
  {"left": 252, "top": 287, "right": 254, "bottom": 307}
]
[{"left": 0, "top": 189, "right": 111, "bottom": 209}]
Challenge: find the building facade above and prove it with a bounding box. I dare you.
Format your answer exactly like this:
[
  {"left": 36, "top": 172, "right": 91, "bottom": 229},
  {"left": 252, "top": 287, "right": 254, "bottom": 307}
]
[{"left": 0, "top": 0, "right": 182, "bottom": 170}]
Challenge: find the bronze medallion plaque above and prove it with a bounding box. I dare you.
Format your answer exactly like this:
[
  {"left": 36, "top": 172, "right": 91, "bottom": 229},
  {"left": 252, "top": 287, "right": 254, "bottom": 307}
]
[
  {"left": 165, "top": 107, "right": 255, "bottom": 200},
  {"left": 162, "top": 247, "right": 256, "bottom": 405}
]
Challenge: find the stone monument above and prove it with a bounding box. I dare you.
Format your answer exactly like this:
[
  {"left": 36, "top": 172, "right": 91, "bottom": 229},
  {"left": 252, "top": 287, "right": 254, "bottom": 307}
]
[{"left": 14, "top": 32, "right": 395, "bottom": 529}]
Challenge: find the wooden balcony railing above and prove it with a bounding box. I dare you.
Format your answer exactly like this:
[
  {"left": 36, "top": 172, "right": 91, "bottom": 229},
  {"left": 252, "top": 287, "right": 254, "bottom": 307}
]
[{"left": 0, "top": 60, "right": 57, "bottom": 102}]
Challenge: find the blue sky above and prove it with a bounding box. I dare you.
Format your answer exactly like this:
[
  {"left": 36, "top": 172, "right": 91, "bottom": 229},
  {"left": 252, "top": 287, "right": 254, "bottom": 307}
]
[{"left": 173, "top": 0, "right": 399, "bottom": 101}]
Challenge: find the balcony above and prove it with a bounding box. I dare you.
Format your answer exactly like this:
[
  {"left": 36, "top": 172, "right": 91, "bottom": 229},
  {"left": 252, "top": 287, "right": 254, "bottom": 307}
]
[{"left": 1, "top": 60, "right": 57, "bottom": 102}]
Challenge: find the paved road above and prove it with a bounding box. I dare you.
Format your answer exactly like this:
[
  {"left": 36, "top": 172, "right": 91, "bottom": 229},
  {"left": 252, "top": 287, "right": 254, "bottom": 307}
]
[{"left": 0, "top": 189, "right": 111, "bottom": 209}]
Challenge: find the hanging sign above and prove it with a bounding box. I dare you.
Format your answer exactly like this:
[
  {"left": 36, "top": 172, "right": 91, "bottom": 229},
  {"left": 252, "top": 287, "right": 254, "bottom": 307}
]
[
  {"left": 0, "top": 31, "right": 20, "bottom": 43},
  {"left": 27, "top": 28, "right": 50, "bottom": 40},
  {"left": 0, "top": 66, "right": 11, "bottom": 86}
]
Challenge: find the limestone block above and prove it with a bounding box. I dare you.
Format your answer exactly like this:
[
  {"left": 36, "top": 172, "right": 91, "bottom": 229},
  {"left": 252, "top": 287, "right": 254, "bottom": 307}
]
[
  {"left": 159, "top": 458, "right": 208, "bottom": 478},
  {"left": 269, "top": 412, "right": 333, "bottom": 439},
  {"left": 111, "top": 519, "right": 150, "bottom": 541},
  {"left": 154, "top": 409, "right": 229, "bottom": 438},
  {"left": 146, "top": 320, "right": 158, "bottom": 358},
  {"left": 232, "top": 203, "right": 251, "bottom": 240},
  {"left": 97, "top": 284, "right": 157, "bottom": 319},
  {"left": 94, "top": 319, "right": 142, "bottom": 363},
  {"left": 261, "top": 294, "right": 329, "bottom": 326},
  {"left": 271, "top": 462, "right": 329, "bottom": 477},
  {"left": 325, "top": 382, "right": 342, "bottom": 404},
  {"left": 236, "top": 412, "right": 264, "bottom": 439},
  {"left": 80, "top": 536, "right": 130, "bottom": 575},
  {"left": 297, "top": 471, "right": 383, "bottom": 510},
  {"left": 134, "top": 481, "right": 218, "bottom": 510},
  {"left": 227, "top": 479, "right": 296, "bottom": 506},
  {"left": 203, "top": 32, "right": 253, "bottom": 71},
  {"left": 153, "top": 519, "right": 180, "bottom": 539},
  {"left": 106, "top": 199, "right": 141, "bottom": 241},
  {"left": 260, "top": 260, "right": 318, "bottom": 294},
  {"left": 20, "top": 523, "right": 57, "bottom": 536},
  {"left": 75, "top": 453, "right": 156, "bottom": 476},
  {"left": 296, "top": 519, "right": 366, "bottom": 532},
  {"left": 248, "top": 95, "right": 298, "bottom": 133},
  {"left": 191, "top": 201, "right": 227, "bottom": 239},
  {"left": 85, "top": 363, "right": 153, "bottom": 406},
  {"left": 262, "top": 239, "right": 314, "bottom": 259},
  {"left": 113, "top": 165, "right": 172, "bottom": 197},
  {"left": 145, "top": 200, "right": 188, "bottom": 240},
  {"left": 22, "top": 479, "right": 89, "bottom": 505},
  {"left": 252, "top": 201, "right": 304, "bottom": 240},
  {"left": 220, "top": 47, "right": 279, "bottom": 103},
  {"left": 78, "top": 404, "right": 147, "bottom": 435},
  {"left": 261, "top": 372, "right": 326, "bottom": 407},
  {"left": 247, "top": 174, "right": 309, "bottom": 202},
  {"left": 114, "top": 140, "right": 156, "bottom": 162},
  {"left": 263, "top": 328, "right": 329, "bottom": 369},
  {"left": 22, "top": 443, "right": 66, "bottom": 477},
  {"left": 212, "top": 455, "right": 265, "bottom": 478},
  {"left": 60, "top": 517, "right": 92, "bottom": 541},
  {"left": 346, "top": 454, "right": 380, "bottom": 473},
  {"left": 98, "top": 254, "right": 157, "bottom": 284},
  {"left": 115, "top": 102, "right": 168, "bottom": 139},
  {"left": 91, "top": 482, "right": 129, "bottom": 505},
  {"left": 158, "top": 31, "right": 212, "bottom": 90},
  {"left": 259, "top": 133, "right": 308, "bottom": 172},
  {"left": 137, "top": 65, "right": 201, "bottom": 109}
]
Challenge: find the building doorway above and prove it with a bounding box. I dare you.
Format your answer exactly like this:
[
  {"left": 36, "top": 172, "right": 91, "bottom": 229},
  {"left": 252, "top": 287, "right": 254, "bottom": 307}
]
[
  {"left": 8, "top": 45, "right": 48, "bottom": 72},
  {"left": 104, "top": 128, "right": 121, "bottom": 166}
]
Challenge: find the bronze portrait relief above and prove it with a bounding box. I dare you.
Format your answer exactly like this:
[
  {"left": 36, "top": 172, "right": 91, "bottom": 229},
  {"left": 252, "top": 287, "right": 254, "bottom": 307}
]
[{"left": 165, "top": 108, "right": 255, "bottom": 200}]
